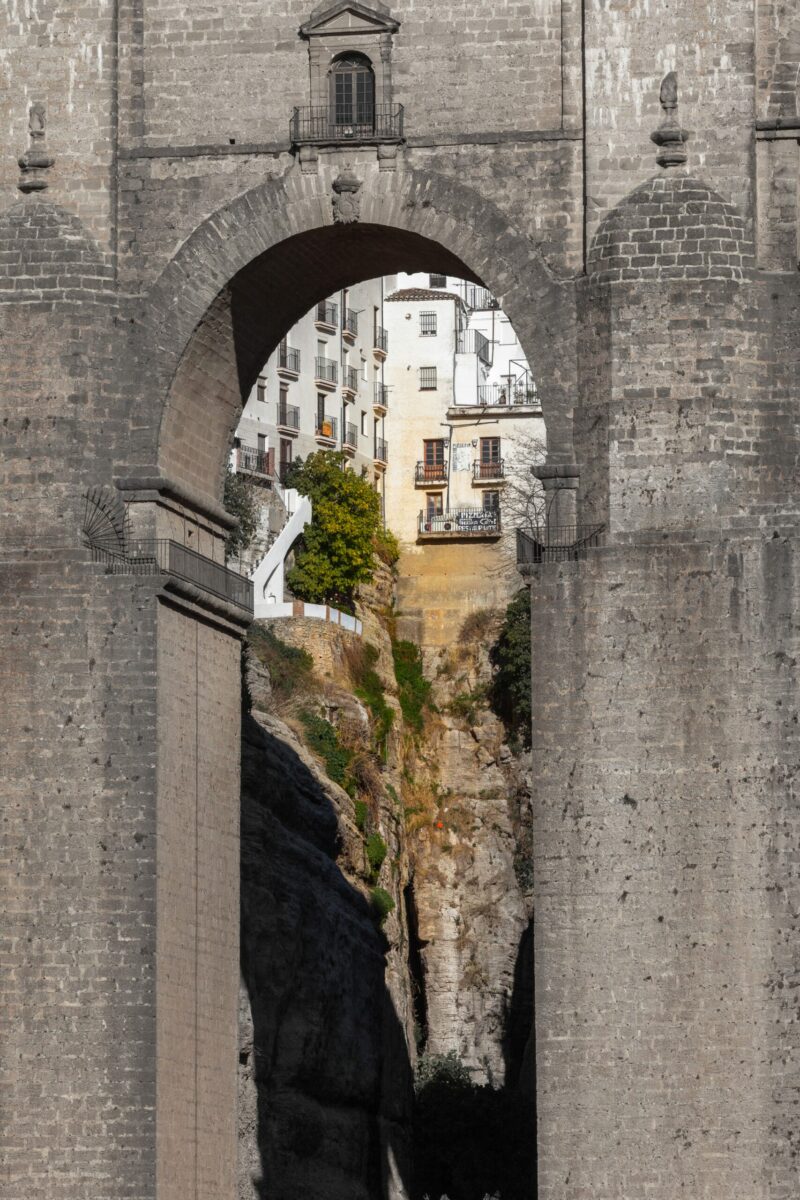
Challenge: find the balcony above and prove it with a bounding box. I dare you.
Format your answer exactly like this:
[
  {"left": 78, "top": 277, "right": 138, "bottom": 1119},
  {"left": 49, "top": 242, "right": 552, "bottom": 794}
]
[
  {"left": 457, "top": 329, "right": 492, "bottom": 367},
  {"left": 237, "top": 444, "right": 274, "bottom": 479},
  {"left": 343, "top": 309, "right": 359, "bottom": 341},
  {"left": 342, "top": 365, "right": 360, "bottom": 397},
  {"left": 290, "top": 103, "right": 405, "bottom": 147},
  {"left": 315, "top": 415, "right": 338, "bottom": 445},
  {"left": 418, "top": 508, "right": 502, "bottom": 540},
  {"left": 516, "top": 524, "right": 605, "bottom": 567},
  {"left": 374, "top": 438, "right": 388, "bottom": 466},
  {"left": 374, "top": 326, "right": 389, "bottom": 359},
  {"left": 461, "top": 284, "right": 498, "bottom": 311},
  {"left": 475, "top": 383, "right": 539, "bottom": 408},
  {"left": 315, "top": 355, "right": 338, "bottom": 390},
  {"left": 277, "top": 343, "right": 301, "bottom": 378},
  {"left": 415, "top": 461, "right": 448, "bottom": 487},
  {"left": 473, "top": 458, "right": 505, "bottom": 483},
  {"left": 343, "top": 421, "right": 359, "bottom": 454},
  {"left": 374, "top": 382, "right": 389, "bottom": 414},
  {"left": 315, "top": 301, "right": 339, "bottom": 332},
  {"left": 277, "top": 402, "right": 301, "bottom": 434},
  {"left": 89, "top": 538, "right": 253, "bottom": 615}
]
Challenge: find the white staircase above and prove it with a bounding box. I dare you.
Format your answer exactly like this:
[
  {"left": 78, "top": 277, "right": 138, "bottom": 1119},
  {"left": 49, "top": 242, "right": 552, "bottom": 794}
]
[{"left": 249, "top": 489, "right": 312, "bottom": 618}]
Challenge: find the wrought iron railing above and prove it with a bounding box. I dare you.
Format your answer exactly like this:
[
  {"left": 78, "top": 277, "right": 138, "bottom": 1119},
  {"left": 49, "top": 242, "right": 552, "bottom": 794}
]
[
  {"left": 375, "top": 438, "right": 388, "bottom": 463},
  {"left": 315, "top": 355, "right": 338, "bottom": 384},
  {"left": 475, "top": 383, "right": 538, "bottom": 407},
  {"left": 88, "top": 539, "right": 254, "bottom": 614},
  {"left": 419, "top": 508, "right": 502, "bottom": 536},
  {"left": 473, "top": 458, "right": 505, "bottom": 481},
  {"left": 344, "top": 308, "right": 359, "bottom": 337},
  {"left": 415, "top": 461, "right": 448, "bottom": 485},
  {"left": 237, "top": 445, "right": 273, "bottom": 477},
  {"left": 344, "top": 421, "right": 358, "bottom": 449},
  {"left": 374, "top": 383, "right": 389, "bottom": 409},
  {"left": 457, "top": 329, "right": 492, "bottom": 366},
  {"left": 460, "top": 284, "right": 498, "bottom": 311},
  {"left": 316, "top": 300, "right": 338, "bottom": 327},
  {"left": 345, "top": 366, "right": 360, "bottom": 392},
  {"left": 290, "top": 104, "right": 405, "bottom": 145},
  {"left": 374, "top": 326, "right": 389, "bottom": 354},
  {"left": 277, "top": 403, "right": 300, "bottom": 431},
  {"left": 315, "top": 416, "right": 338, "bottom": 441},
  {"left": 278, "top": 342, "right": 300, "bottom": 373},
  {"left": 516, "top": 524, "right": 605, "bottom": 565}
]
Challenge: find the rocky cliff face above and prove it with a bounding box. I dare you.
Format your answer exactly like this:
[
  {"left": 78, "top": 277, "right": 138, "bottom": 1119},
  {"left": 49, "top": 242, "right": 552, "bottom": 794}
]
[{"left": 237, "top": 575, "right": 534, "bottom": 1199}]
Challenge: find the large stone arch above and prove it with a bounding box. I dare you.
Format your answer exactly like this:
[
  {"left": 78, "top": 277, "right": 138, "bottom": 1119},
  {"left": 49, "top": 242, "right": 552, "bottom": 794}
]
[{"left": 133, "top": 162, "right": 576, "bottom": 509}]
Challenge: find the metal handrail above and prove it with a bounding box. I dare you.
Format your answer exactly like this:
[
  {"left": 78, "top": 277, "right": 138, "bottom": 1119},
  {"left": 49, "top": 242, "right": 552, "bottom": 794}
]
[
  {"left": 237, "top": 445, "right": 273, "bottom": 476},
  {"left": 374, "top": 383, "right": 389, "bottom": 408},
  {"left": 344, "top": 309, "right": 359, "bottom": 336},
  {"left": 316, "top": 301, "right": 339, "bottom": 327},
  {"left": 473, "top": 458, "right": 505, "bottom": 481},
  {"left": 290, "top": 103, "right": 405, "bottom": 145},
  {"left": 415, "top": 461, "right": 448, "bottom": 484},
  {"left": 278, "top": 343, "right": 300, "bottom": 373},
  {"left": 516, "top": 524, "right": 605, "bottom": 565},
  {"left": 315, "top": 355, "right": 338, "bottom": 384},
  {"left": 375, "top": 439, "right": 388, "bottom": 462},
  {"left": 374, "top": 326, "right": 388, "bottom": 353},
  {"left": 345, "top": 366, "right": 360, "bottom": 392},
  {"left": 345, "top": 421, "right": 358, "bottom": 448},
  {"left": 277, "top": 403, "right": 300, "bottom": 431},
  {"left": 315, "top": 416, "right": 339, "bottom": 441},
  {"left": 88, "top": 539, "right": 253, "bottom": 613}
]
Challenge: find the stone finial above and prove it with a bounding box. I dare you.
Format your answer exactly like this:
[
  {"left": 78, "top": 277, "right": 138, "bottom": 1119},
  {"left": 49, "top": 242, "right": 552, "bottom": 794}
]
[
  {"left": 650, "top": 71, "right": 689, "bottom": 169},
  {"left": 332, "top": 166, "right": 362, "bottom": 223},
  {"left": 18, "top": 102, "right": 55, "bottom": 193}
]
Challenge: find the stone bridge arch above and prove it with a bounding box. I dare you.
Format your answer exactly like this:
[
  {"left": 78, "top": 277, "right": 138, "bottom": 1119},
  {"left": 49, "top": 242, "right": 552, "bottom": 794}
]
[{"left": 133, "top": 163, "right": 576, "bottom": 512}]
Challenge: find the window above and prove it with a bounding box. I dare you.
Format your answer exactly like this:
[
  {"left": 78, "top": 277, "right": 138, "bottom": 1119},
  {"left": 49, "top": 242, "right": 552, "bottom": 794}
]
[
  {"left": 361, "top": 411, "right": 367, "bottom": 436},
  {"left": 483, "top": 490, "right": 500, "bottom": 512},
  {"left": 480, "top": 436, "right": 501, "bottom": 464},
  {"left": 424, "top": 439, "right": 445, "bottom": 468},
  {"left": 429, "top": 273, "right": 447, "bottom": 289},
  {"left": 317, "top": 393, "right": 326, "bottom": 426},
  {"left": 420, "top": 311, "right": 437, "bottom": 337},
  {"left": 426, "top": 492, "right": 444, "bottom": 517},
  {"left": 331, "top": 52, "right": 375, "bottom": 131},
  {"left": 256, "top": 377, "right": 266, "bottom": 403},
  {"left": 419, "top": 367, "right": 437, "bottom": 390}
]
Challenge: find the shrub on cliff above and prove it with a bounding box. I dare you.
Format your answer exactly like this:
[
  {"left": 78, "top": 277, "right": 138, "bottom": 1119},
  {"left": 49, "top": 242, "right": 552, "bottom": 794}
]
[
  {"left": 285, "top": 451, "right": 382, "bottom": 607},
  {"left": 392, "top": 639, "right": 433, "bottom": 734},
  {"left": 488, "top": 589, "right": 531, "bottom": 750},
  {"left": 223, "top": 465, "right": 259, "bottom": 560}
]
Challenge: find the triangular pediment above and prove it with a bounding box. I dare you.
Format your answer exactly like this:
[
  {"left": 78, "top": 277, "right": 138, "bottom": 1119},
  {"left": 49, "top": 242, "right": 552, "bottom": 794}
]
[{"left": 300, "top": 2, "right": 400, "bottom": 38}]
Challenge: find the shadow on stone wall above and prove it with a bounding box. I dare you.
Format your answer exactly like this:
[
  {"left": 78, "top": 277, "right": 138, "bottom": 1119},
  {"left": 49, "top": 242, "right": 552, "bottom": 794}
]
[
  {"left": 412, "top": 918, "right": 536, "bottom": 1200},
  {"left": 239, "top": 711, "right": 414, "bottom": 1200}
]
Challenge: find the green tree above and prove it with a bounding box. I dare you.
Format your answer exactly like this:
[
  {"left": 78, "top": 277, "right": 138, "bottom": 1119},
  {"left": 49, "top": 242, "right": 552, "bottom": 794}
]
[
  {"left": 286, "top": 451, "right": 382, "bottom": 607},
  {"left": 488, "top": 588, "right": 532, "bottom": 749},
  {"left": 223, "top": 465, "right": 259, "bottom": 560}
]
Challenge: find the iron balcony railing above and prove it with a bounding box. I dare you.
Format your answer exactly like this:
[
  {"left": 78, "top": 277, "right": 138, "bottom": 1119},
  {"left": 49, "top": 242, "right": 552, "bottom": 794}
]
[
  {"left": 316, "top": 300, "right": 339, "bottom": 327},
  {"left": 344, "top": 421, "right": 358, "bottom": 449},
  {"left": 374, "top": 382, "right": 389, "bottom": 409},
  {"left": 375, "top": 438, "right": 388, "bottom": 463},
  {"left": 473, "top": 458, "right": 505, "bottom": 481},
  {"left": 457, "top": 329, "right": 492, "bottom": 366},
  {"left": 278, "top": 342, "right": 301, "bottom": 373},
  {"left": 315, "top": 355, "right": 338, "bottom": 384},
  {"left": 415, "top": 461, "right": 448, "bottom": 485},
  {"left": 374, "top": 326, "right": 389, "bottom": 354},
  {"left": 476, "top": 383, "right": 538, "bottom": 407},
  {"left": 419, "top": 508, "right": 502, "bottom": 536},
  {"left": 344, "top": 308, "right": 359, "bottom": 337},
  {"left": 89, "top": 539, "right": 254, "bottom": 614},
  {"left": 516, "top": 524, "right": 605, "bottom": 566},
  {"left": 290, "top": 103, "right": 405, "bottom": 145},
  {"left": 461, "top": 284, "right": 498, "bottom": 311},
  {"left": 315, "top": 415, "right": 339, "bottom": 441},
  {"left": 237, "top": 445, "right": 273, "bottom": 477},
  {"left": 345, "top": 366, "right": 360, "bottom": 392},
  {"left": 277, "top": 402, "right": 300, "bottom": 431}
]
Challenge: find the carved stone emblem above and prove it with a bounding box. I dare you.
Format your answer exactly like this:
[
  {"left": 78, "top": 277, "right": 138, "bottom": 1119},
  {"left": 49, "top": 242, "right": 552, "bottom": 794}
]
[
  {"left": 332, "top": 167, "right": 362, "bottom": 223},
  {"left": 18, "top": 102, "right": 55, "bottom": 193}
]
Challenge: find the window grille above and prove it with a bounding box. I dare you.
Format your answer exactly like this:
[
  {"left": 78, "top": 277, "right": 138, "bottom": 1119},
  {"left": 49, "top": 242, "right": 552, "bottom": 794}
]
[
  {"left": 420, "top": 311, "right": 437, "bottom": 337},
  {"left": 429, "top": 274, "right": 447, "bottom": 288},
  {"left": 419, "top": 367, "right": 437, "bottom": 390}
]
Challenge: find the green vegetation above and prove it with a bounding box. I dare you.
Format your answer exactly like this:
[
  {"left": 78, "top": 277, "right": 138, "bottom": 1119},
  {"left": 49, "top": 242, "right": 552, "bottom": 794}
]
[
  {"left": 248, "top": 625, "right": 313, "bottom": 703},
  {"left": 345, "top": 642, "right": 394, "bottom": 754},
  {"left": 286, "top": 451, "right": 382, "bottom": 607},
  {"left": 488, "top": 588, "right": 532, "bottom": 750},
  {"left": 365, "top": 832, "right": 388, "bottom": 879},
  {"left": 373, "top": 524, "right": 400, "bottom": 567},
  {"left": 299, "top": 710, "right": 354, "bottom": 794},
  {"left": 370, "top": 886, "right": 396, "bottom": 927},
  {"left": 223, "top": 466, "right": 259, "bottom": 560},
  {"left": 353, "top": 799, "right": 368, "bottom": 832},
  {"left": 446, "top": 686, "right": 488, "bottom": 726},
  {"left": 392, "top": 639, "right": 433, "bottom": 734}
]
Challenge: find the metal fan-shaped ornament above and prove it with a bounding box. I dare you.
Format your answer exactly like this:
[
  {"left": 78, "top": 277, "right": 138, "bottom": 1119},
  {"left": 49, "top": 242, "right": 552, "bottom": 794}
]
[{"left": 82, "top": 485, "right": 129, "bottom": 556}]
